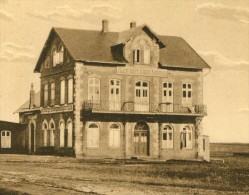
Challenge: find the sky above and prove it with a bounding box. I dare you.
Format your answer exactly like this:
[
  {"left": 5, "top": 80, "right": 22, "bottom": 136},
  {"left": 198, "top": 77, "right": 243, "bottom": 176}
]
[{"left": 0, "top": 0, "right": 248, "bottom": 143}]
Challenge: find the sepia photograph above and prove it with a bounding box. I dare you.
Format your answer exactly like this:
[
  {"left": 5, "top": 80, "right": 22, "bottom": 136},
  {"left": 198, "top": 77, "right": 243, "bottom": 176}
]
[{"left": 0, "top": 0, "right": 248, "bottom": 194}]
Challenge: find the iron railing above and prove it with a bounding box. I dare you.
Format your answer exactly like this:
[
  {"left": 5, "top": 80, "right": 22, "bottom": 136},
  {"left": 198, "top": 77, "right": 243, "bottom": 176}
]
[{"left": 83, "top": 100, "right": 207, "bottom": 115}]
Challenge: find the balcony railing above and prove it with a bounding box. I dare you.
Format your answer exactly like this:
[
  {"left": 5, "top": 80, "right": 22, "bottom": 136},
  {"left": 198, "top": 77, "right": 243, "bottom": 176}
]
[{"left": 83, "top": 101, "right": 207, "bottom": 115}]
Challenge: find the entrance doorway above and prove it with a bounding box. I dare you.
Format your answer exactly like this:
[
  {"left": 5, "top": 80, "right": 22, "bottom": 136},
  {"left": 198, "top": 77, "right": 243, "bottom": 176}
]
[
  {"left": 30, "top": 123, "right": 35, "bottom": 153},
  {"left": 133, "top": 122, "right": 149, "bottom": 156}
]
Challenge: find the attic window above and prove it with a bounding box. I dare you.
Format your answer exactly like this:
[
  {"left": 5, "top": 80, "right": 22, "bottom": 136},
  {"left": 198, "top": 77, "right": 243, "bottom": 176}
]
[
  {"left": 133, "top": 50, "right": 140, "bottom": 63},
  {"left": 59, "top": 46, "right": 64, "bottom": 63}
]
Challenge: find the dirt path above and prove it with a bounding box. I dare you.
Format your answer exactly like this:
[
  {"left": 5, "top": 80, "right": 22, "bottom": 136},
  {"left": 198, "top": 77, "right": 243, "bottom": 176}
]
[{"left": 0, "top": 154, "right": 247, "bottom": 195}]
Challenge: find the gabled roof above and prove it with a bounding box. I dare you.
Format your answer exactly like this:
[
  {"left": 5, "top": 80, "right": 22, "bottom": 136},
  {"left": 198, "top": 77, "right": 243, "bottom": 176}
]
[
  {"left": 14, "top": 91, "right": 40, "bottom": 113},
  {"left": 34, "top": 24, "right": 210, "bottom": 72}
]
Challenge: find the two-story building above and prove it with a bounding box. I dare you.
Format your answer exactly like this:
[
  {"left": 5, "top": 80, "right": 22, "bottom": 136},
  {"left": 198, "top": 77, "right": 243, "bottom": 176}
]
[{"left": 16, "top": 20, "right": 211, "bottom": 161}]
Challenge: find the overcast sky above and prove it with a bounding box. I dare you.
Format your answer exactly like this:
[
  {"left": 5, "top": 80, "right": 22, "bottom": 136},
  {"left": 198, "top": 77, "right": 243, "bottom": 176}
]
[{"left": 0, "top": 0, "right": 248, "bottom": 143}]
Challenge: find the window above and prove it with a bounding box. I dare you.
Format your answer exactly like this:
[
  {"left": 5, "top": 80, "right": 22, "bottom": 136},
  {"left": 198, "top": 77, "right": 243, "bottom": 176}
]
[
  {"left": 109, "top": 123, "right": 120, "bottom": 147},
  {"left": 109, "top": 79, "right": 121, "bottom": 110},
  {"left": 182, "top": 83, "right": 192, "bottom": 105},
  {"left": 49, "top": 120, "right": 55, "bottom": 147},
  {"left": 143, "top": 45, "right": 150, "bottom": 64},
  {"left": 42, "top": 120, "right": 48, "bottom": 146},
  {"left": 44, "top": 83, "right": 48, "bottom": 106},
  {"left": 180, "top": 126, "right": 192, "bottom": 149},
  {"left": 1, "top": 130, "right": 11, "bottom": 148},
  {"left": 135, "top": 81, "right": 149, "bottom": 111},
  {"left": 67, "top": 121, "right": 73, "bottom": 147},
  {"left": 88, "top": 78, "right": 100, "bottom": 104},
  {"left": 162, "top": 82, "right": 173, "bottom": 112},
  {"left": 60, "top": 79, "right": 65, "bottom": 104},
  {"left": 51, "top": 82, "right": 55, "bottom": 105},
  {"left": 162, "top": 125, "right": 173, "bottom": 148},
  {"left": 133, "top": 49, "right": 140, "bottom": 63},
  {"left": 59, "top": 121, "right": 65, "bottom": 147},
  {"left": 68, "top": 78, "right": 73, "bottom": 103},
  {"left": 87, "top": 123, "right": 99, "bottom": 147},
  {"left": 59, "top": 46, "right": 64, "bottom": 63}
]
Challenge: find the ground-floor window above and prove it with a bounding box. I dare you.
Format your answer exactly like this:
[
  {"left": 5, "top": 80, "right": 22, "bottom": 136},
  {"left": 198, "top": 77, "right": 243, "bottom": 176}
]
[
  {"left": 1, "top": 130, "right": 11, "bottom": 148},
  {"left": 162, "top": 125, "right": 173, "bottom": 148},
  {"left": 67, "top": 120, "right": 73, "bottom": 147},
  {"left": 180, "top": 125, "right": 192, "bottom": 149},
  {"left": 87, "top": 123, "right": 99, "bottom": 148},
  {"left": 42, "top": 120, "right": 48, "bottom": 146},
  {"left": 109, "top": 123, "right": 120, "bottom": 147},
  {"left": 59, "top": 121, "right": 65, "bottom": 147}
]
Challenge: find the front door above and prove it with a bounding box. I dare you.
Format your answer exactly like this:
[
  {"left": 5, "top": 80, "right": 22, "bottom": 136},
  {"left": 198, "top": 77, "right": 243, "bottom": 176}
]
[
  {"left": 1, "top": 131, "right": 11, "bottom": 148},
  {"left": 109, "top": 79, "right": 121, "bottom": 110},
  {"left": 134, "top": 122, "right": 149, "bottom": 156},
  {"left": 135, "top": 81, "right": 149, "bottom": 111}
]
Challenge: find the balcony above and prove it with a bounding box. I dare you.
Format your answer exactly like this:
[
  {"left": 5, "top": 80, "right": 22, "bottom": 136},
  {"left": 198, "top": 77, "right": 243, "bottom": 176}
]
[{"left": 83, "top": 101, "right": 207, "bottom": 116}]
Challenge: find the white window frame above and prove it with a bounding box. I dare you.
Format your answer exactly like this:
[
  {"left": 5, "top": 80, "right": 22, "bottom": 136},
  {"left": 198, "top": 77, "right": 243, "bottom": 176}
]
[
  {"left": 59, "top": 45, "right": 64, "bottom": 64},
  {"left": 60, "top": 79, "right": 65, "bottom": 104},
  {"left": 42, "top": 120, "right": 48, "bottom": 146},
  {"left": 59, "top": 120, "right": 65, "bottom": 147},
  {"left": 68, "top": 78, "right": 73, "bottom": 104},
  {"left": 133, "top": 49, "right": 140, "bottom": 63},
  {"left": 134, "top": 81, "right": 149, "bottom": 111},
  {"left": 88, "top": 78, "right": 100, "bottom": 104},
  {"left": 67, "top": 120, "right": 73, "bottom": 147},
  {"left": 109, "top": 123, "right": 120, "bottom": 147},
  {"left": 1, "top": 130, "right": 11, "bottom": 148},
  {"left": 87, "top": 123, "right": 99, "bottom": 148},
  {"left": 51, "top": 82, "right": 55, "bottom": 105},
  {"left": 162, "top": 125, "right": 173, "bottom": 149},
  {"left": 143, "top": 44, "right": 150, "bottom": 64},
  {"left": 182, "top": 83, "right": 192, "bottom": 105},
  {"left": 109, "top": 79, "right": 121, "bottom": 110}
]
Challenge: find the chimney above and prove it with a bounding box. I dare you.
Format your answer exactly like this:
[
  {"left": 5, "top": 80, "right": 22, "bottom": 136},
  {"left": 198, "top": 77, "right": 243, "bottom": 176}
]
[
  {"left": 130, "top": 21, "right": 136, "bottom": 29},
  {"left": 29, "top": 83, "right": 35, "bottom": 109},
  {"left": 102, "top": 19, "right": 109, "bottom": 33}
]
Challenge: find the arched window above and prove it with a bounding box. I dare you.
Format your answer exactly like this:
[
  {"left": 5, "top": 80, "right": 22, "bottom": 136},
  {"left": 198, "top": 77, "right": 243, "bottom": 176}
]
[
  {"left": 87, "top": 123, "right": 99, "bottom": 147},
  {"left": 180, "top": 126, "right": 192, "bottom": 149},
  {"left": 52, "top": 49, "right": 57, "bottom": 66},
  {"left": 67, "top": 120, "right": 73, "bottom": 147},
  {"left": 59, "top": 45, "right": 64, "bottom": 63},
  {"left": 42, "top": 120, "right": 48, "bottom": 146},
  {"left": 60, "top": 79, "right": 65, "bottom": 104},
  {"left": 68, "top": 78, "right": 73, "bottom": 103},
  {"left": 143, "top": 45, "right": 150, "bottom": 64},
  {"left": 109, "top": 123, "right": 120, "bottom": 147},
  {"left": 162, "top": 125, "right": 173, "bottom": 148},
  {"left": 1, "top": 130, "right": 11, "bottom": 148},
  {"left": 50, "top": 82, "right": 55, "bottom": 105},
  {"left": 44, "top": 83, "right": 48, "bottom": 107},
  {"left": 59, "top": 121, "right": 65, "bottom": 147},
  {"left": 88, "top": 78, "right": 100, "bottom": 103},
  {"left": 49, "top": 120, "right": 55, "bottom": 147}
]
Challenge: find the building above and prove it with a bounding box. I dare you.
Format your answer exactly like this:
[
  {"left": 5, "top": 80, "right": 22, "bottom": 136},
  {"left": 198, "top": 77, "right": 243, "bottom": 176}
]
[{"left": 16, "top": 20, "right": 211, "bottom": 161}]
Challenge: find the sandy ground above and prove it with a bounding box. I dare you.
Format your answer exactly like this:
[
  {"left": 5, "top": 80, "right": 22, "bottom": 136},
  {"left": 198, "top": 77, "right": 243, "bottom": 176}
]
[{"left": 0, "top": 154, "right": 247, "bottom": 195}]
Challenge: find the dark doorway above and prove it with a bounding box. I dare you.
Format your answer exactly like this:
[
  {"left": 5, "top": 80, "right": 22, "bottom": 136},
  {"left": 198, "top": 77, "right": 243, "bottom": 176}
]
[
  {"left": 134, "top": 122, "right": 149, "bottom": 156},
  {"left": 30, "top": 123, "right": 35, "bottom": 153}
]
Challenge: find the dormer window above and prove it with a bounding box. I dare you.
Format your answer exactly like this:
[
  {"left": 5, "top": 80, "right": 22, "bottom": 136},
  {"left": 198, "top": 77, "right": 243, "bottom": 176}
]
[
  {"left": 59, "top": 45, "right": 64, "bottom": 63},
  {"left": 133, "top": 39, "right": 151, "bottom": 65}
]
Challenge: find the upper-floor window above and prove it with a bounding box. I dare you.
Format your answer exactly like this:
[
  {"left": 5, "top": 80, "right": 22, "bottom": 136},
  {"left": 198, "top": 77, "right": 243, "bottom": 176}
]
[
  {"left": 109, "top": 79, "right": 121, "bottom": 110},
  {"left": 44, "top": 83, "right": 48, "bottom": 107},
  {"left": 143, "top": 45, "right": 150, "bottom": 64},
  {"left": 68, "top": 78, "right": 73, "bottom": 104},
  {"left": 52, "top": 49, "right": 58, "bottom": 66},
  {"left": 50, "top": 82, "right": 55, "bottom": 105},
  {"left": 162, "top": 82, "right": 173, "bottom": 103},
  {"left": 135, "top": 81, "right": 149, "bottom": 111},
  {"left": 88, "top": 78, "right": 100, "bottom": 104},
  {"left": 182, "top": 83, "right": 192, "bottom": 105},
  {"left": 133, "top": 39, "right": 151, "bottom": 65},
  {"left": 162, "top": 125, "right": 173, "bottom": 148},
  {"left": 59, "top": 45, "right": 64, "bottom": 64},
  {"left": 60, "top": 79, "right": 65, "bottom": 104}
]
